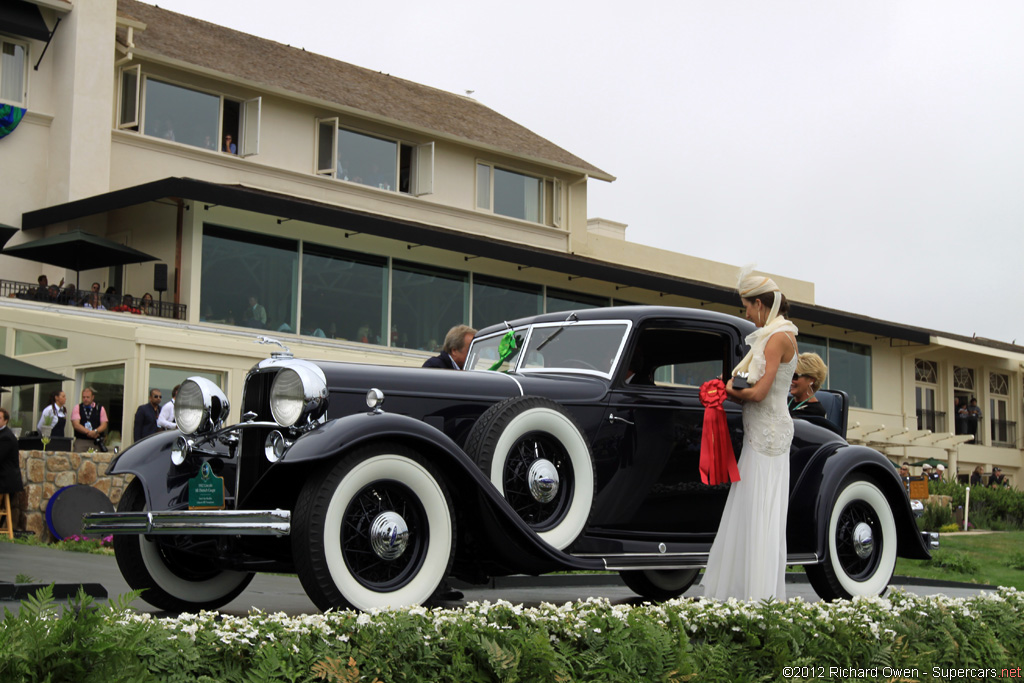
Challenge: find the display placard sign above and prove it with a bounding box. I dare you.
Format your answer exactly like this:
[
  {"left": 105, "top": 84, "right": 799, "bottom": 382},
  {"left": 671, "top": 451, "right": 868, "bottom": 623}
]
[{"left": 188, "top": 462, "right": 225, "bottom": 509}]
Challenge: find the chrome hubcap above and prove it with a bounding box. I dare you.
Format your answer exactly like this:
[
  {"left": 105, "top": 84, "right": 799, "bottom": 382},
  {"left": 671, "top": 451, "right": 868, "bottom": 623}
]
[
  {"left": 852, "top": 522, "right": 874, "bottom": 558},
  {"left": 528, "top": 459, "right": 559, "bottom": 503},
  {"left": 369, "top": 511, "right": 409, "bottom": 560}
]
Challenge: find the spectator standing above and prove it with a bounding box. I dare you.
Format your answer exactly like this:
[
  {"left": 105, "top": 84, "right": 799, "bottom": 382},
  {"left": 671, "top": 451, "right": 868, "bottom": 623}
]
[
  {"left": 133, "top": 389, "right": 162, "bottom": 442},
  {"left": 246, "top": 295, "right": 267, "bottom": 328},
  {"left": 37, "top": 390, "right": 68, "bottom": 436},
  {"left": 989, "top": 467, "right": 1009, "bottom": 488},
  {"left": 71, "top": 387, "right": 108, "bottom": 453},
  {"left": 422, "top": 325, "right": 476, "bottom": 370},
  {"left": 157, "top": 385, "right": 179, "bottom": 431},
  {"left": 970, "top": 465, "right": 984, "bottom": 486},
  {"left": 0, "top": 408, "right": 23, "bottom": 496}
]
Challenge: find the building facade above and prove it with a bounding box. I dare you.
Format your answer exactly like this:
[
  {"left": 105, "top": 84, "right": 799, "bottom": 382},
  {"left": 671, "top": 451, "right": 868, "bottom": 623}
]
[{"left": 1, "top": 0, "right": 1020, "bottom": 486}]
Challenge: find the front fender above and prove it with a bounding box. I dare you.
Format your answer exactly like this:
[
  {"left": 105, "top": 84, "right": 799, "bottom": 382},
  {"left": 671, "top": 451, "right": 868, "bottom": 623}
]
[
  {"left": 282, "top": 412, "right": 604, "bottom": 574},
  {"left": 108, "top": 432, "right": 235, "bottom": 511},
  {"left": 282, "top": 411, "right": 463, "bottom": 464},
  {"left": 789, "top": 444, "right": 930, "bottom": 561}
]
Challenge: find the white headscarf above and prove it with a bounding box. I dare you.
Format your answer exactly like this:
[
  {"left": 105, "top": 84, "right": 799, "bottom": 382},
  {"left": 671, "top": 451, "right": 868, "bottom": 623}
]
[{"left": 731, "top": 264, "right": 798, "bottom": 384}]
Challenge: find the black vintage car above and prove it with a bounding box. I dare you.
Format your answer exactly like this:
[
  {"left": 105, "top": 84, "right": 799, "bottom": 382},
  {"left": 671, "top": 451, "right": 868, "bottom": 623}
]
[{"left": 84, "top": 306, "right": 932, "bottom": 612}]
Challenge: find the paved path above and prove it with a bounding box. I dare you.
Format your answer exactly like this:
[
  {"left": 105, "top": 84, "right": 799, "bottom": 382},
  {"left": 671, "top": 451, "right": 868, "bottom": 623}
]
[{"left": 0, "top": 542, "right": 999, "bottom": 617}]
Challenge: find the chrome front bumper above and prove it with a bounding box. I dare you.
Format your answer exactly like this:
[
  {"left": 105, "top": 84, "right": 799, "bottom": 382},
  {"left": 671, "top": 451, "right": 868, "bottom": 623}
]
[{"left": 82, "top": 509, "right": 291, "bottom": 536}]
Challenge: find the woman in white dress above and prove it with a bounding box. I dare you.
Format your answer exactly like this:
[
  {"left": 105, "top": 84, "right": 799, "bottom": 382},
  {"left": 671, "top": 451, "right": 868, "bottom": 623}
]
[{"left": 701, "top": 267, "right": 798, "bottom": 601}]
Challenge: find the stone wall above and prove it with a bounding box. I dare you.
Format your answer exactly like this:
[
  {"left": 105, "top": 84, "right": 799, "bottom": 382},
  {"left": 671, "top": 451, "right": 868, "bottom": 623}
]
[{"left": 10, "top": 449, "right": 133, "bottom": 543}]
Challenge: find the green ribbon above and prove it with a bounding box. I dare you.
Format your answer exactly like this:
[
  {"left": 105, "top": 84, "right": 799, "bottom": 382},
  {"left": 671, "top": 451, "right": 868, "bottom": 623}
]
[{"left": 487, "top": 330, "right": 518, "bottom": 371}]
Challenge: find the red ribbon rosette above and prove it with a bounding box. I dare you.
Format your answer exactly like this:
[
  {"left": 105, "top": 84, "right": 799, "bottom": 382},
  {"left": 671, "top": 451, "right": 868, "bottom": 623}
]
[{"left": 699, "top": 379, "right": 740, "bottom": 485}]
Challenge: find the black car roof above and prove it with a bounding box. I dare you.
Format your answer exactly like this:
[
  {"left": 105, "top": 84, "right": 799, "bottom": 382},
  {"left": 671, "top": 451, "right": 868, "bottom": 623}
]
[{"left": 475, "top": 305, "right": 755, "bottom": 338}]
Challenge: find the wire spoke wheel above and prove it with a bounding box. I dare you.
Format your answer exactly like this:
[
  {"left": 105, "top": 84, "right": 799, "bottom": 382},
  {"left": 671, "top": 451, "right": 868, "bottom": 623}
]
[
  {"left": 341, "top": 481, "right": 428, "bottom": 591},
  {"left": 502, "top": 431, "right": 575, "bottom": 530}
]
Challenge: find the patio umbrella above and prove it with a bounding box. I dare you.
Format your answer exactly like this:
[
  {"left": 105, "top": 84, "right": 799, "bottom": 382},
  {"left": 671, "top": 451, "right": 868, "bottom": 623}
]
[
  {"left": 2, "top": 229, "right": 159, "bottom": 287},
  {"left": 0, "top": 354, "right": 69, "bottom": 388}
]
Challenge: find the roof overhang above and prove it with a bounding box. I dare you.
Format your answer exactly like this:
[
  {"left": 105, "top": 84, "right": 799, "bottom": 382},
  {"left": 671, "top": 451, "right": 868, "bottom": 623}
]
[{"left": 23, "top": 177, "right": 930, "bottom": 344}]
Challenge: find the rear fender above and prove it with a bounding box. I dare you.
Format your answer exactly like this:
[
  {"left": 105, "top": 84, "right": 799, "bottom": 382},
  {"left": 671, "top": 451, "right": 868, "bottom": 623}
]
[
  {"left": 789, "top": 444, "right": 930, "bottom": 561},
  {"left": 283, "top": 412, "right": 604, "bottom": 574}
]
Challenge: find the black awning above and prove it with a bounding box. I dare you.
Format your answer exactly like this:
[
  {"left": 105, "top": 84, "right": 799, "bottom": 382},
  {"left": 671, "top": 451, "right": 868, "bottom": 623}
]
[
  {"left": 0, "top": 1, "right": 50, "bottom": 42},
  {"left": 22, "top": 177, "right": 932, "bottom": 345}
]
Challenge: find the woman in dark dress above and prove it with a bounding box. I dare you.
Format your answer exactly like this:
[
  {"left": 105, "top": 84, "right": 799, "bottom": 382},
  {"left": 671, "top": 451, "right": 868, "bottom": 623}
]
[{"left": 789, "top": 352, "right": 828, "bottom": 417}]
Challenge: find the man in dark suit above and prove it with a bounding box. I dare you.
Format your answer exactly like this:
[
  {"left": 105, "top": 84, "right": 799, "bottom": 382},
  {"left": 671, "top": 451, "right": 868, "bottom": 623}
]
[
  {"left": 133, "top": 388, "right": 163, "bottom": 442},
  {"left": 0, "top": 407, "right": 24, "bottom": 495},
  {"left": 422, "top": 325, "right": 476, "bottom": 370}
]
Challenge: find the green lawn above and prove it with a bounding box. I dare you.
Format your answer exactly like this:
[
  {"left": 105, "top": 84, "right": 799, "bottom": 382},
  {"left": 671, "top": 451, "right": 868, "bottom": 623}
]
[{"left": 895, "top": 531, "right": 1024, "bottom": 589}]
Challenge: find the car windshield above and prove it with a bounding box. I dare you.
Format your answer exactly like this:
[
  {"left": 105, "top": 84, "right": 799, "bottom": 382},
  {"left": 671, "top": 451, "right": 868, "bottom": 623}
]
[
  {"left": 519, "top": 322, "right": 629, "bottom": 376},
  {"left": 467, "top": 322, "right": 630, "bottom": 376}
]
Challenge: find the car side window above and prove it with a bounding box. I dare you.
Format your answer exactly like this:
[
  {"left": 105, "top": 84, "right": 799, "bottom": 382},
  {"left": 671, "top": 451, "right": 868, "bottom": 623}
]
[{"left": 626, "top": 328, "right": 730, "bottom": 389}]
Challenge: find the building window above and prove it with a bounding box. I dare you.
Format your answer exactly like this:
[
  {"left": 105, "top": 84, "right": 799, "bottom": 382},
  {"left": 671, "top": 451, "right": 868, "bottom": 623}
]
[
  {"left": 914, "top": 359, "right": 942, "bottom": 432},
  {"left": 0, "top": 38, "right": 27, "bottom": 106},
  {"left": 953, "top": 366, "right": 975, "bottom": 393},
  {"left": 13, "top": 330, "right": 68, "bottom": 355},
  {"left": 546, "top": 288, "right": 608, "bottom": 313},
  {"left": 315, "top": 120, "right": 433, "bottom": 195},
  {"left": 800, "top": 334, "right": 872, "bottom": 409},
  {"left": 80, "top": 365, "right": 126, "bottom": 448},
  {"left": 118, "top": 72, "right": 260, "bottom": 155},
  {"left": 301, "top": 244, "right": 387, "bottom": 343},
  {"left": 472, "top": 275, "right": 542, "bottom": 330},
  {"left": 989, "top": 372, "right": 1015, "bottom": 448},
  {"left": 200, "top": 225, "right": 298, "bottom": 332},
  {"left": 391, "top": 260, "right": 468, "bottom": 351},
  {"left": 476, "top": 163, "right": 546, "bottom": 223}
]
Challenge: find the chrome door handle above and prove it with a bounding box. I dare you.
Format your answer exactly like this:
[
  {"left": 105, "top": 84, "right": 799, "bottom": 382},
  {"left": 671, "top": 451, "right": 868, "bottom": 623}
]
[{"left": 607, "top": 413, "right": 634, "bottom": 426}]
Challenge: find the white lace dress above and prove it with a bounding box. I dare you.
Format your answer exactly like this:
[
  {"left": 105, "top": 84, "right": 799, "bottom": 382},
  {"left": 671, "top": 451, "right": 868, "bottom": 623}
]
[{"left": 701, "top": 334, "right": 797, "bottom": 601}]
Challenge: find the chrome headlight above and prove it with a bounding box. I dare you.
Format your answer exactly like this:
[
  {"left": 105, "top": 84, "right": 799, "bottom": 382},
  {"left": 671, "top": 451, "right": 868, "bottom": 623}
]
[
  {"left": 269, "top": 362, "right": 328, "bottom": 428},
  {"left": 175, "top": 377, "right": 231, "bottom": 435}
]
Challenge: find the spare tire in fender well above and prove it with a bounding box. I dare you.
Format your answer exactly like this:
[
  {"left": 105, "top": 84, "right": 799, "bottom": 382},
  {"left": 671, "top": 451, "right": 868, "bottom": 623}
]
[{"left": 464, "top": 395, "right": 596, "bottom": 551}]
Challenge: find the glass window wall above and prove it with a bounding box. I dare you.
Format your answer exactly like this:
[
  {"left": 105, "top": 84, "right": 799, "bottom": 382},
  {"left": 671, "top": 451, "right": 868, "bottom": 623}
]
[
  {"left": 200, "top": 225, "right": 298, "bottom": 332},
  {"left": 546, "top": 288, "right": 608, "bottom": 313},
  {"left": 801, "top": 333, "right": 872, "bottom": 409},
  {"left": 391, "top": 260, "right": 468, "bottom": 351},
  {"left": 472, "top": 275, "right": 541, "bottom": 330},
  {"left": 301, "top": 244, "right": 387, "bottom": 343}
]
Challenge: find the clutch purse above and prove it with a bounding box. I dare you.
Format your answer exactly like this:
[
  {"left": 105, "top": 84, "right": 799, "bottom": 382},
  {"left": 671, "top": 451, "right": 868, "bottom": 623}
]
[{"left": 731, "top": 372, "right": 751, "bottom": 390}]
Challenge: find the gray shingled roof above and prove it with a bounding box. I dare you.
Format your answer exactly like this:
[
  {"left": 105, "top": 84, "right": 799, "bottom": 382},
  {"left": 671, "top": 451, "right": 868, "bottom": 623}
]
[{"left": 116, "top": 0, "right": 612, "bottom": 180}]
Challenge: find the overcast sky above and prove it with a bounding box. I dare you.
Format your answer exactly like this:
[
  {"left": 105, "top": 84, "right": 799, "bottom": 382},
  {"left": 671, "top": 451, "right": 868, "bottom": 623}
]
[{"left": 153, "top": 0, "right": 1024, "bottom": 345}]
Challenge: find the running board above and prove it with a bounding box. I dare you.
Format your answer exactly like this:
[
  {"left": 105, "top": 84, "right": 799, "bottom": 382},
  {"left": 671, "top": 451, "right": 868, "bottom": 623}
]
[
  {"left": 577, "top": 552, "right": 820, "bottom": 571},
  {"left": 82, "top": 509, "right": 291, "bottom": 536}
]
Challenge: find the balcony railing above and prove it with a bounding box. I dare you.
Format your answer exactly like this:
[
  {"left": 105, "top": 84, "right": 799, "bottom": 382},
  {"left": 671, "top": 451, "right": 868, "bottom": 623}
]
[
  {"left": 990, "top": 419, "right": 1017, "bottom": 449},
  {"left": 916, "top": 409, "right": 946, "bottom": 434},
  {"left": 1, "top": 279, "right": 186, "bottom": 320}
]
